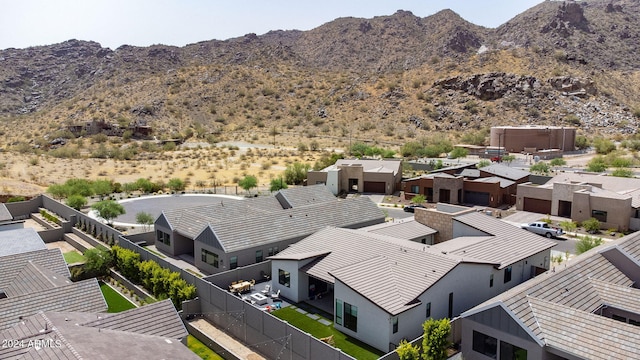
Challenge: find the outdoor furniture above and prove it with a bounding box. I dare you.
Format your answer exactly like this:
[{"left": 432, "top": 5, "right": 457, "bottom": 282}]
[
  {"left": 230, "top": 280, "right": 252, "bottom": 293},
  {"left": 250, "top": 293, "right": 268, "bottom": 305},
  {"left": 271, "top": 289, "right": 280, "bottom": 300},
  {"left": 261, "top": 284, "right": 271, "bottom": 295}
]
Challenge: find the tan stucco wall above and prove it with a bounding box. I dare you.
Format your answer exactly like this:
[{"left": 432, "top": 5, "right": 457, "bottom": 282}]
[
  {"left": 516, "top": 184, "right": 552, "bottom": 210},
  {"left": 490, "top": 127, "right": 576, "bottom": 152}
]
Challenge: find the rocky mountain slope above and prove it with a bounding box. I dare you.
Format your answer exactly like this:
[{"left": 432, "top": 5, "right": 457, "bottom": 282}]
[{"left": 1, "top": 0, "right": 639, "bottom": 149}]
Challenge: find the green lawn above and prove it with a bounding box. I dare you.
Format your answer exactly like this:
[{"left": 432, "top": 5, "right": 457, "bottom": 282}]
[
  {"left": 187, "top": 335, "right": 224, "bottom": 360},
  {"left": 63, "top": 250, "right": 86, "bottom": 264},
  {"left": 99, "top": 281, "right": 137, "bottom": 313},
  {"left": 271, "top": 306, "right": 383, "bottom": 360}
]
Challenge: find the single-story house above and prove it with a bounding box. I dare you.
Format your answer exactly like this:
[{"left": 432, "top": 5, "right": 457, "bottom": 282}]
[
  {"left": 460, "top": 230, "right": 640, "bottom": 360},
  {"left": 402, "top": 164, "right": 529, "bottom": 207},
  {"left": 154, "top": 185, "right": 385, "bottom": 274},
  {"left": 516, "top": 172, "right": 640, "bottom": 231},
  {"left": 307, "top": 159, "right": 403, "bottom": 195},
  {"left": 269, "top": 206, "right": 555, "bottom": 352}
]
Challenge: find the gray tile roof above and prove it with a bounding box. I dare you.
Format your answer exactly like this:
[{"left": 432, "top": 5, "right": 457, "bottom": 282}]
[
  {"left": 0, "top": 203, "right": 11, "bottom": 222},
  {"left": 480, "top": 164, "right": 530, "bottom": 181},
  {"left": 4, "top": 261, "right": 72, "bottom": 297},
  {"left": 0, "top": 278, "right": 107, "bottom": 330},
  {"left": 462, "top": 232, "right": 640, "bottom": 359},
  {"left": 275, "top": 184, "right": 340, "bottom": 207},
  {"left": 362, "top": 219, "right": 437, "bottom": 239},
  {"left": 272, "top": 227, "right": 464, "bottom": 315},
  {"left": 0, "top": 228, "right": 47, "bottom": 257},
  {"left": 81, "top": 299, "right": 188, "bottom": 340},
  {"left": 440, "top": 212, "right": 556, "bottom": 268},
  {"left": 471, "top": 176, "right": 515, "bottom": 188},
  {"left": 0, "top": 308, "right": 199, "bottom": 360},
  {"left": 0, "top": 248, "right": 70, "bottom": 290},
  {"left": 459, "top": 169, "right": 480, "bottom": 178}
]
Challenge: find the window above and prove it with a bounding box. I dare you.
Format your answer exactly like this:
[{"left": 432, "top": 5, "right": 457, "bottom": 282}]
[
  {"left": 256, "top": 250, "right": 263, "bottom": 263},
  {"left": 504, "top": 266, "right": 512, "bottom": 283},
  {"left": 490, "top": 274, "right": 494, "bottom": 288},
  {"left": 201, "top": 249, "right": 219, "bottom": 268},
  {"left": 268, "top": 247, "right": 274, "bottom": 257},
  {"left": 278, "top": 269, "right": 290, "bottom": 287},
  {"left": 472, "top": 331, "right": 497, "bottom": 359},
  {"left": 426, "top": 302, "right": 431, "bottom": 318},
  {"left": 592, "top": 210, "right": 607, "bottom": 222},
  {"left": 500, "top": 340, "right": 527, "bottom": 360},
  {"left": 229, "top": 256, "right": 238, "bottom": 270},
  {"left": 156, "top": 230, "right": 170, "bottom": 246},
  {"left": 629, "top": 319, "right": 640, "bottom": 326},
  {"left": 448, "top": 292, "right": 454, "bottom": 319},
  {"left": 411, "top": 185, "right": 420, "bottom": 193},
  {"left": 392, "top": 316, "right": 399, "bottom": 333},
  {"left": 335, "top": 299, "right": 343, "bottom": 325},
  {"left": 344, "top": 303, "right": 358, "bottom": 332},
  {"left": 273, "top": 246, "right": 279, "bottom": 254},
  {"left": 612, "top": 314, "right": 627, "bottom": 323}
]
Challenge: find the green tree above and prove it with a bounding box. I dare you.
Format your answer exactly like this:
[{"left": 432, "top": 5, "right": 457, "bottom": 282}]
[
  {"left": 422, "top": 318, "right": 451, "bottom": 360},
  {"left": 313, "top": 152, "right": 343, "bottom": 170},
  {"left": 593, "top": 138, "right": 615, "bottom": 154},
  {"left": 575, "top": 135, "right": 590, "bottom": 150},
  {"left": 586, "top": 156, "right": 607, "bottom": 172},
  {"left": 65, "top": 178, "right": 94, "bottom": 197},
  {"left": 582, "top": 217, "right": 601, "bottom": 234},
  {"left": 397, "top": 339, "right": 420, "bottom": 360},
  {"left": 501, "top": 154, "right": 516, "bottom": 165},
  {"left": 136, "top": 211, "right": 155, "bottom": 231},
  {"left": 412, "top": 194, "right": 426, "bottom": 204},
  {"left": 530, "top": 161, "right": 550, "bottom": 174},
  {"left": 92, "top": 200, "right": 125, "bottom": 225},
  {"left": 47, "top": 183, "right": 68, "bottom": 200},
  {"left": 284, "top": 162, "right": 310, "bottom": 185},
  {"left": 549, "top": 158, "right": 566, "bottom": 167},
  {"left": 269, "top": 177, "right": 288, "bottom": 192},
  {"left": 92, "top": 179, "right": 113, "bottom": 200},
  {"left": 559, "top": 220, "right": 577, "bottom": 236},
  {"left": 238, "top": 175, "right": 258, "bottom": 194},
  {"left": 612, "top": 168, "right": 634, "bottom": 178},
  {"left": 350, "top": 142, "right": 369, "bottom": 157},
  {"left": 449, "top": 147, "right": 468, "bottom": 162},
  {"left": 135, "top": 178, "right": 155, "bottom": 193},
  {"left": 477, "top": 159, "right": 490, "bottom": 169},
  {"left": 122, "top": 182, "right": 137, "bottom": 195},
  {"left": 66, "top": 194, "right": 87, "bottom": 210},
  {"left": 84, "top": 247, "right": 113, "bottom": 276},
  {"left": 575, "top": 235, "right": 604, "bottom": 254},
  {"left": 167, "top": 178, "right": 186, "bottom": 192}
]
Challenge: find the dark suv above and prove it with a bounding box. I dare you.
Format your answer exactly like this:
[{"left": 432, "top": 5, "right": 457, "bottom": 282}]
[{"left": 403, "top": 204, "right": 426, "bottom": 213}]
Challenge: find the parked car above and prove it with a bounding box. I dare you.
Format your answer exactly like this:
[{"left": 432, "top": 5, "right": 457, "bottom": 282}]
[
  {"left": 521, "top": 221, "right": 563, "bottom": 238},
  {"left": 404, "top": 204, "right": 426, "bottom": 213}
]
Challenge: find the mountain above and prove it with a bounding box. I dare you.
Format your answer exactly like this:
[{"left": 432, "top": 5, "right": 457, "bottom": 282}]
[{"left": 0, "top": 1, "right": 639, "bottom": 149}]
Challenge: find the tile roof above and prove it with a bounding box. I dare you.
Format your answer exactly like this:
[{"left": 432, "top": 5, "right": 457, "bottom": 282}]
[
  {"left": 4, "top": 261, "right": 72, "bottom": 297},
  {"left": 0, "top": 203, "right": 11, "bottom": 222},
  {"left": 462, "top": 232, "right": 640, "bottom": 359},
  {"left": 273, "top": 227, "right": 475, "bottom": 315},
  {"left": 471, "top": 176, "right": 515, "bottom": 188},
  {"left": 0, "top": 248, "right": 70, "bottom": 290},
  {"left": 0, "top": 307, "right": 198, "bottom": 360},
  {"left": 442, "top": 212, "right": 556, "bottom": 268},
  {"left": 362, "top": 219, "right": 437, "bottom": 239},
  {"left": 0, "top": 278, "right": 107, "bottom": 330},
  {"left": 0, "top": 228, "right": 47, "bottom": 257},
  {"left": 480, "top": 164, "right": 530, "bottom": 181},
  {"left": 81, "top": 299, "right": 188, "bottom": 339}
]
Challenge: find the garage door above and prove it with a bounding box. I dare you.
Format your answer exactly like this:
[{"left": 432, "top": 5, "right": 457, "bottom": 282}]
[
  {"left": 523, "top": 197, "right": 551, "bottom": 214},
  {"left": 464, "top": 191, "right": 490, "bottom": 206},
  {"left": 364, "top": 181, "right": 386, "bottom": 193}
]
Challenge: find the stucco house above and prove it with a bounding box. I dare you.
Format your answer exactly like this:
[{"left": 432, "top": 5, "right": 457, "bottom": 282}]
[
  {"left": 490, "top": 126, "right": 576, "bottom": 153},
  {"left": 460, "top": 231, "right": 640, "bottom": 360},
  {"left": 516, "top": 172, "right": 640, "bottom": 231},
  {"left": 402, "top": 164, "right": 530, "bottom": 207},
  {"left": 154, "top": 185, "right": 385, "bottom": 274},
  {"left": 307, "top": 159, "right": 403, "bottom": 195},
  {"left": 269, "top": 206, "right": 555, "bottom": 352}
]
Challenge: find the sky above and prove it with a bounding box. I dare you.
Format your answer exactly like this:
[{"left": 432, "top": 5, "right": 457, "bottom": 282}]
[{"left": 0, "top": 0, "right": 543, "bottom": 50}]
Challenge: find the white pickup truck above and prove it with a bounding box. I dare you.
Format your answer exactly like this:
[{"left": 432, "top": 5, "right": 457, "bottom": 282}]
[{"left": 521, "top": 221, "right": 563, "bottom": 238}]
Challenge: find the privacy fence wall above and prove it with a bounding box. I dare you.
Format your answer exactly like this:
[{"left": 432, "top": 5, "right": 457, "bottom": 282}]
[{"left": 9, "top": 195, "right": 357, "bottom": 360}]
